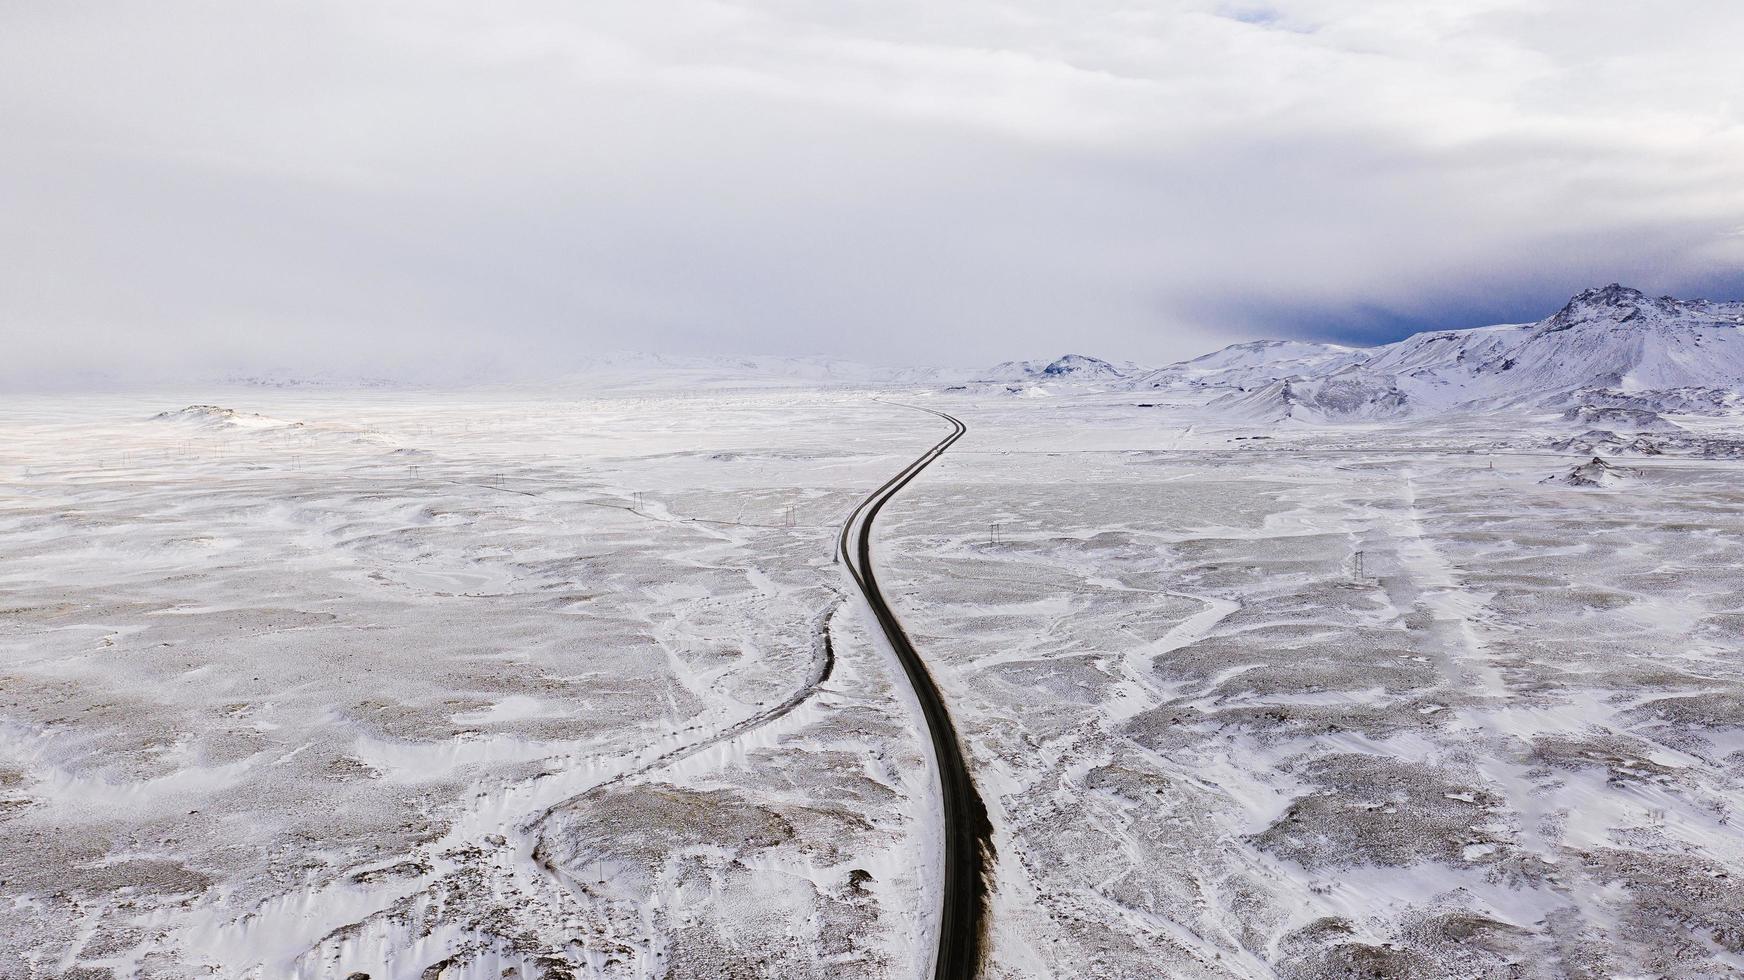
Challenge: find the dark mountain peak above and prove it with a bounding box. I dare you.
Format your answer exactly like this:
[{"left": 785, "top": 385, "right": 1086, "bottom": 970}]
[
  {"left": 1572, "top": 283, "right": 1646, "bottom": 306},
  {"left": 1544, "top": 283, "right": 1679, "bottom": 332}
]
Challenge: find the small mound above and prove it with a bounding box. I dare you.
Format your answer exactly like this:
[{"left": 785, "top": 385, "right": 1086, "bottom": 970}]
[
  {"left": 1543, "top": 456, "right": 1633, "bottom": 487},
  {"left": 151, "top": 405, "right": 289, "bottom": 430}
]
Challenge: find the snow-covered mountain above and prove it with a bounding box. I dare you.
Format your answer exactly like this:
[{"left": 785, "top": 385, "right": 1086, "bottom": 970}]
[
  {"left": 1128, "top": 340, "right": 1366, "bottom": 390},
  {"left": 1176, "top": 285, "right": 1744, "bottom": 422},
  {"left": 978, "top": 354, "right": 1131, "bottom": 383}
]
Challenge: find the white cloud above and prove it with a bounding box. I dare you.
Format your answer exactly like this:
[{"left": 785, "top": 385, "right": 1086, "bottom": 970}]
[{"left": 2, "top": 0, "right": 1742, "bottom": 382}]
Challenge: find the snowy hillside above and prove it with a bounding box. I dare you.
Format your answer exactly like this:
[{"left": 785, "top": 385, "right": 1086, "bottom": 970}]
[{"left": 1173, "top": 285, "right": 1744, "bottom": 422}]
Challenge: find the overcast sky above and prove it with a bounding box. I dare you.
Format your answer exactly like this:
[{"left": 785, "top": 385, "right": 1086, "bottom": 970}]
[{"left": 5, "top": 1, "right": 1744, "bottom": 383}]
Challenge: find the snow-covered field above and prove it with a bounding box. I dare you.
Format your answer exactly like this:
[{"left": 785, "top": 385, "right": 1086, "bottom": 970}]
[
  {"left": 5, "top": 334, "right": 1744, "bottom": 978},
  {"left": 1, "top": 389, "right": 944, "bottom": 979},
  {"left": 884, "top": 389, "right": 1744, "bottom": 978}
]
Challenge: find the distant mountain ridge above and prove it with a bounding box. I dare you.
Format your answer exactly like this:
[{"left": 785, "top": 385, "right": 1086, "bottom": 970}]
[{"left": 1178, "top": 285, "right": 1744, "bottom": 421}]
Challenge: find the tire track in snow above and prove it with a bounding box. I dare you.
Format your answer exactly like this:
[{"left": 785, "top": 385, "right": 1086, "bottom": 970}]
[{"left": 525, "top": 595, "right": 843, "bottom": 829}]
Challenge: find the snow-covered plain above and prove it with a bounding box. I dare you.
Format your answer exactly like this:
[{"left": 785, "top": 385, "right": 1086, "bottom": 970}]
[{"left": 5, "top": 332, "right": 1744, "bottom": 978}]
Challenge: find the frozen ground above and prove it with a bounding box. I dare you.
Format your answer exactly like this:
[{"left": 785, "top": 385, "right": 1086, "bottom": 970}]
[{"left": 4, "top": 380, "right": 1744, "bottom": 978}]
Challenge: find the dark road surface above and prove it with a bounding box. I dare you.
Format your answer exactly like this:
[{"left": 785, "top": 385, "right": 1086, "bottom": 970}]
[{"left": 839, "top": 404, "right": 990, "bottom": 980}]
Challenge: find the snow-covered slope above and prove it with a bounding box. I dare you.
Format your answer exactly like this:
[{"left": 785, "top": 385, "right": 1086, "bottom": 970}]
[
  {"left": 1207, "top": 373, "right": 1411, "bottom": 423},
  {"left": 1181, "top": 285, "right": 1744, "bottom": 421}
]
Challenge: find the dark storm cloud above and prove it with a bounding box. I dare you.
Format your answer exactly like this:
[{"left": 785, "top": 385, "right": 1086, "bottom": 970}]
[{"left": 3, "top": 0, "right": 1742, "bottom": 384}]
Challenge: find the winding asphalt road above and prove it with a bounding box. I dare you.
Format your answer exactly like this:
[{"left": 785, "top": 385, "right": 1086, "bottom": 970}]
[{"left": 839, "top": 404, "right": 990, "bottom": 980}]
